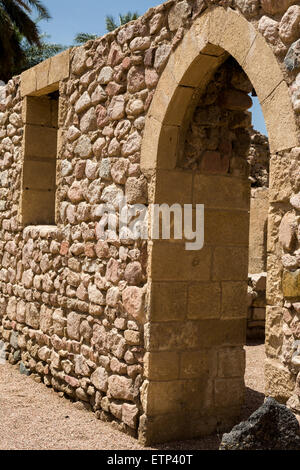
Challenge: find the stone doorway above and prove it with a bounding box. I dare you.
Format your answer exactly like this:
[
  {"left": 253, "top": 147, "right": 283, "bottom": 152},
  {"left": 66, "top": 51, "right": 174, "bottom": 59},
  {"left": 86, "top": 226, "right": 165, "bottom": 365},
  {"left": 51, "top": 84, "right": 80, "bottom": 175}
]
[{"left": 140, "top": 7, "right": 298, "bottom": 445}]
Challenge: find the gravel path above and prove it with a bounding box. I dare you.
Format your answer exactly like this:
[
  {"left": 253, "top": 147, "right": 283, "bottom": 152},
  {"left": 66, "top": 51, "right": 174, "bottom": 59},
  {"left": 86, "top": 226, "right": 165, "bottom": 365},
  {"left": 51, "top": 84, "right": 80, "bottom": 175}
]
[{"left": 0, "top": 342, "right": 265, "bottom": 450}]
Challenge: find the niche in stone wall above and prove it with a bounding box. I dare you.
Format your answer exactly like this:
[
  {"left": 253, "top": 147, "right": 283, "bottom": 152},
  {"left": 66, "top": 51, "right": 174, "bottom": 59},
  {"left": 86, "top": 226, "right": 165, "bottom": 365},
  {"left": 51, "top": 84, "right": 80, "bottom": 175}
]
[{"left": 21, "top": 90, "right": 59, "bottom": 226}]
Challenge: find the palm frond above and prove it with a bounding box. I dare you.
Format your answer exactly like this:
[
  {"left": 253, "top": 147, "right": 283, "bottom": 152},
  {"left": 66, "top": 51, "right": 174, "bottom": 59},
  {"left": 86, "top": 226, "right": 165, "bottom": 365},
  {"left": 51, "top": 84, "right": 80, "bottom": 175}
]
[
  {"left": 19, "top": 0, "right": 51, "bottom": 20},
  {"left": 1, "top": 0, "right": 41, "bottom": 44},
  {"left": 106, "top": 14, "right": 117, "bottom": 32},
  {"left": 74, "top": 32, "right": 98, "bottom": 44},
  {"left": 0, "top": 0, "right": 51, "bottom": 80},
  {"left": 119, "top": 12, "right": 139, "bottom": 25}
]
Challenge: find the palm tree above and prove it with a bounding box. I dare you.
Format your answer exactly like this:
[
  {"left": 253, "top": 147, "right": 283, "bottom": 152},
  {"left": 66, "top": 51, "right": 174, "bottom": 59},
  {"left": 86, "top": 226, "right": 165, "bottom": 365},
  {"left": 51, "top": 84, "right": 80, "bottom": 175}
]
[
  {"left": 106, "top": 12, "right": 139, "bottom": 32},
  {"left": 74, "top": 12, "right": 140, "bottom": 46},
  {"left": 0, "top": 0, "right": 51, "bottom": 82},
  {"left": 74, "top": 32, "right": 98, "bottom": 45},
  {"left": 19, "top": 32, "right": 66, "bottom": 72}
]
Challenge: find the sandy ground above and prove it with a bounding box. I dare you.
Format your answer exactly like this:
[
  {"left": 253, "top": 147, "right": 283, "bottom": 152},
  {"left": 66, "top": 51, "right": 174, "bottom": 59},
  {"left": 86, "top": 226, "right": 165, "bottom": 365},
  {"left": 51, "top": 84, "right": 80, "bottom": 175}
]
[{"left": 0, "top": 341, "right": 265, "bottom": 450}]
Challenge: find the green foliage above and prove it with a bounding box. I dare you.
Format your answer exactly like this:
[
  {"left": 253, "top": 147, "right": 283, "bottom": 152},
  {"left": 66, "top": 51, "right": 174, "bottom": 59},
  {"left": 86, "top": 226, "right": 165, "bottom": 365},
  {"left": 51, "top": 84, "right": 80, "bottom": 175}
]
[
  {"left": 105, "top": 15, "right": 118, "bottom": 33},
  {"left": 106, "top": 11, "right": 139, "bottom": 32},
  {"left": 16, "top": 34, "right": 66, "bottom": 74},
  {"left": 74, "top": 11, "right": 140, "bottom": 46},
  {"left": 0, "top": 0, "right": 51, "bottom": 81},
  {"left": 74, "top": 32, "right": 98, "bottom": 44}
]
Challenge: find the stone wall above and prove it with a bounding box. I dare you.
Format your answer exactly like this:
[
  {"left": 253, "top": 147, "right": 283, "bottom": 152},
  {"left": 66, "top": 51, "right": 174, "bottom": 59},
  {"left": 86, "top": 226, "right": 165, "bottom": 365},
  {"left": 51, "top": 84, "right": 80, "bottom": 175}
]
[
  {"left": 247, "top": 272, "right": 267, "bottom": 338},
  {"left": 1, "top": 0, "right": 300, "bottom": 445},
  {"left": 247, "top": 131, "right": 270, "bottom": 338}
]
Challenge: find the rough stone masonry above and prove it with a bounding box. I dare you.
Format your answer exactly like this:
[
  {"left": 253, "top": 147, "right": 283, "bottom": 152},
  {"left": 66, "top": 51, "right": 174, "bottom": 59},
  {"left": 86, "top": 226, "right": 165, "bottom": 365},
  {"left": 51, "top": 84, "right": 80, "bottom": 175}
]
[{"left": 1, "top": 0, "right": 300, "bottom": 445}]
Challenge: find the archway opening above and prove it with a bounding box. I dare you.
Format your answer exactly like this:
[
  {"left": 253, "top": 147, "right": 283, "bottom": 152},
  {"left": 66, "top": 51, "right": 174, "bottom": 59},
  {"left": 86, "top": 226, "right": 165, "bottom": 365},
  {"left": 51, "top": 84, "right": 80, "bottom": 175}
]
[
  {"left": 176, "top": 55, "right": 268, "bottom": 428},
  {"left": 143, "top": 54, "right": 270, "bottom": 445}
]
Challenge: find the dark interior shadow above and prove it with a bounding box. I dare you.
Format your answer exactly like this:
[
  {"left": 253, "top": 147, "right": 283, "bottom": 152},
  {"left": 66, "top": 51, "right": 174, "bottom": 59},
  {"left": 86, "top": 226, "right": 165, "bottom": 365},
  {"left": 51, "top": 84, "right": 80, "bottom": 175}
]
[
  {"left": 153, "top": 387, "right": 265, "bottom": 451},
  {"left": 239, "top": 387, "right": 265, "bottom": 422}
]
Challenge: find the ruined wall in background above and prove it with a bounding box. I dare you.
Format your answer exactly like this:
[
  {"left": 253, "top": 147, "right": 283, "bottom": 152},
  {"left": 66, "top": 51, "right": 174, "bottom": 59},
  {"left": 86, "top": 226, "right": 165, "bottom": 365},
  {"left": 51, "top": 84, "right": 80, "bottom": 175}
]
[{"left": 247, "top": 130, "right": 270, "bottom": 338}]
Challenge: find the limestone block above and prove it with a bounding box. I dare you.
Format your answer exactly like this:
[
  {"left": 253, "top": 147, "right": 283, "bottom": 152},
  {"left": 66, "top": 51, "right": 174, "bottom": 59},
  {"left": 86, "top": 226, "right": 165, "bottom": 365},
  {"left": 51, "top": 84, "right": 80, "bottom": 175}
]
[
  {"left": 218, "top": 348, "right": 245, "bottom": 378},
  {"left": 148, "top": 319, "right": 246, "bottom": 352},
  {"left": 187, "top": 282, "right": 221, "bottom": 320},
  {"left": 20, "top": 67, "right": 36, "bottom": 97},
  {"left": 221, "top": 281, "right": 248, "bottom": 319},
  {"left": 208, "top": 7, "right": 256, "bottom": 65},
  {"left": 214, "top": 378, "right": 245, "bottom": 408},
  {"left": 144, "top": 351, "right": 179, "bottom": 380},
  {"left": 23, "top": 160, "right": 56, "bottom": 191},
  {"left": 282, "top": 269, "right": 300, "bottom": 298},
  {"left": 212, "top": 246, "right": 249, "bottom": 282},
  {"left": 22, "top": 96, "right": 53, "bottom": 126},
  {"left": 261, "top": 0, "right": 295, "bottom": 15},
  {"left": 23, "top": 124, "right": 57, "bottom": 159},
  {"left": 265, "top": 306, "right": 283, "bottom": 359},
  {"left": 261, "top": 81, "right": 298, "bottom": 153},
  {"left": 265, "top": 358, "right": 295, "bottom": 402},
  {"left": 249, "top": 189, "right": 269, "bottom": 273},
  {"left": 21, "top": 190, "right": 56, "bottom": 226},
  {"left": 150, "top": 281, "right": 187, "bottom": 322},
  {"left": 266, "top": 253, "right": 284, "bottom": 306},
  {"left": 35, "top": 59, "right": 51, "bottom": 92},
  {"left": 151, "top": 80, "right": 195, "bottom": 127},
  {"left": 193, "top": 175, "right": 250, "bottom": 210},
  {"left": 206, "top": 210, "right": 250, "bottom": 247},
  {"left": 179, "top": 351, "right": 217, "bottom": 379},
  {"left": 145, "top": 378, "right": 212, "bottom": 417},
  {"left": 141, "top": 119, "right": 179, "bottom": 172},
  {"left": 48, "top": 49, "right": 70, "bottom": 85},
  {"left": 243, "top": 33, "right": 283, "bottom": 104},
  {"left": 150, "top": 242, "right": 211, "bottom": 282},
  {"left": 154, "top": 170, "right": 193, "bottom": 205}
]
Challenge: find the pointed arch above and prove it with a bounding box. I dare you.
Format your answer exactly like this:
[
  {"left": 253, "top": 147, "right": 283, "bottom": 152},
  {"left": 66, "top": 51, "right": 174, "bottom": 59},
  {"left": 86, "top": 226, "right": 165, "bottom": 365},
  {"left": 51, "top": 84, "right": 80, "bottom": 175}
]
[{"left": 141, "top": 6, "right": 298, "bottom": 174}]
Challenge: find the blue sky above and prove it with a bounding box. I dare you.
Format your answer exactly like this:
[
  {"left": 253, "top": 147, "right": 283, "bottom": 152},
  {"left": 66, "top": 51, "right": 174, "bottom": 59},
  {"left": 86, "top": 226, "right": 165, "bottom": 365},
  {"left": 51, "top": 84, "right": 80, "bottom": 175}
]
[{"left": 38, "top": 0, "right": 267, "bottom": 136}]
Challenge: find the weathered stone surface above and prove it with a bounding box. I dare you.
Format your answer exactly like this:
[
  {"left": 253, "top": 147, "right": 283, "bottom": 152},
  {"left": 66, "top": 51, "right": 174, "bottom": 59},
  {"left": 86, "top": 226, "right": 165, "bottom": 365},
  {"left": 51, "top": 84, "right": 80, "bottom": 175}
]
[
  {"left": 258, "top": 16, "right": 279, "bottom": 45},
  {"left": 290, "top": 192, "right": 300, "bottom": 210},
  {"left": 88, "top": 284, "right": 105, "bottom": 305},
  {"left": 125, "top": 176, "right": 147, "bottom": 204},
  {"left": 154, "top": 44, "right": 172, "bottom": 72},
  {"left": 74, "top": 135, "right": 92, "bottom": 158},
  {"left": 168, "top": 1, "right": 192, "bottom": 31},
  {"left": 127, "top": 66, "right": 145, "bottom": 93},
  {"left": 67, "top": 312, "right": 82, "bottom": 341},
  {"left": 122, "top": 287, "right": 145, "bottom": 323},
  {"left": 220, "top": 398, "right": 300, "bottom": 450},
  {"left": 108, "top": 375, "right": 135, "bottom": 401},
  {"left": 261, "top": 0, "right": 295, "bottom": 15},
  {"left": 98, "top": 66, "right": 114, "bottom": 84},
  {"left": 91, "top": 367, "right": 108, "bottom": 392},
  {"left": 75, "top": 91, "right": 91, "bottom": 114},
  {"left": 80, "top": 107, "right": 97, "bottom": 133},
  {"left": 282, "top": 270, "right": 300, "bottom": 298},
  {"left": 122, "top": 403, "right": 139, "bottom": 428},
  {"left": 280, "top": 6, "right": 300, "bottom": 44},
  {"left": 220, "top": 89, "right": 252, "bottom": 111},
  {"left": 285, "top": 40, "right": 300, "bottom": 71},
  {"left": 279, "top": 212, "right": 297, "bottom": 251},
  {"left": 236, "top": 0, "right": 260, "bottom": 18},
  {"left": 107, "top": 96, "right": 125, "bottom": 121}
]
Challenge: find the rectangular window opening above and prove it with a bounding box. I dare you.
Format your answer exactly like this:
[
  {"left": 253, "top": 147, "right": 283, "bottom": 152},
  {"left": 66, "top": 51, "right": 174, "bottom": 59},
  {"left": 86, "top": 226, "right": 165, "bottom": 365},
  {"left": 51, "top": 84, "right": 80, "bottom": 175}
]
[{"left": 21, "top": 89, "right": 59, "bottom": 226}]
